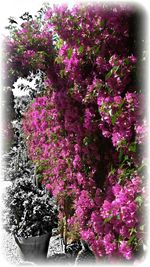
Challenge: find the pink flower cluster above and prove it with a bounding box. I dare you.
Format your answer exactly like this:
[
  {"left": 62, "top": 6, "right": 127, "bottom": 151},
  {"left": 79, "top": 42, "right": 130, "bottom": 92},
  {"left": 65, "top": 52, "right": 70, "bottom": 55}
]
[
  {"left": 97, "top": 91, "right": 145, "bottom": 149},
  {"left": 74, "top": 172, "right": 144, "bottom": 260}
]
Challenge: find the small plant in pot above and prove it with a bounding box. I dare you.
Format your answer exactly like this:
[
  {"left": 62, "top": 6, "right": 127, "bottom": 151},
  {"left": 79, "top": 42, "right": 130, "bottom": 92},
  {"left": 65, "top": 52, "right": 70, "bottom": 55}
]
[{"left": 3, "top": 176, "right": 58, "bottom": 263}]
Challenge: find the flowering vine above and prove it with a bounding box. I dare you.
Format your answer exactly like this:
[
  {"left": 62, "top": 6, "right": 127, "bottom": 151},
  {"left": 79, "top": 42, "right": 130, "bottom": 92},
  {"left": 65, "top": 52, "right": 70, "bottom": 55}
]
[{"left": 5, "top": 3, "right": 146, "bottom": 261}]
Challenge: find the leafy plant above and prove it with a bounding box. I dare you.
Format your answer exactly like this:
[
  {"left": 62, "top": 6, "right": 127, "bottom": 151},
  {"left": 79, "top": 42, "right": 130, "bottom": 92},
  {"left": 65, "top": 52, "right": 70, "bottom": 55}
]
[
  {"left": 3, "top": 71, "right": 45, "bottom": 181},
  {"left": 3, "top": 177, "right": 58, "bottom": 238}
]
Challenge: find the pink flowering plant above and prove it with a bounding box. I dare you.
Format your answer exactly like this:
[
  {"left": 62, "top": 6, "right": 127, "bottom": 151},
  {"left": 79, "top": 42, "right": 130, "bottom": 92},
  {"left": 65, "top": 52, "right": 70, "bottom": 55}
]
[{"left": 5, "top": 3, "right": 147, "bottom": 261}]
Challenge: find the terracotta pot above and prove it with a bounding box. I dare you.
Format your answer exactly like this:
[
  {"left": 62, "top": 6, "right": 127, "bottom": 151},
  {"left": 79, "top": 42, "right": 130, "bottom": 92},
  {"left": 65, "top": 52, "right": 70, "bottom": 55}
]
[{"left": 14, "top": 232, "right": 51, "bottom": 263}]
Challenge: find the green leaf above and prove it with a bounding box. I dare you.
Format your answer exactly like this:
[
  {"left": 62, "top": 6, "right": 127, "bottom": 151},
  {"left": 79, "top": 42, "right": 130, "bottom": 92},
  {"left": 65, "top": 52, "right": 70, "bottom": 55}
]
[
  {"left": 77, "top": 39, "right": 80, "bottom": 45},
  {"left": 135, "top": 196, "right": 143, "bottom": 206},
  {"left": 93, "top": 46, "right": 100, "bottom": 55},
  {"left": 128, "top": 235, "right": 136, "bottom": 245},
  {"left": 130, "top": 228, "right": 137, "bottom": 235},
  {"left": 117, "top": 139, "right": 127, "bottom": 150},
  {"left": 83, "top": 136, "right": 92, "bottom": 146},
  {"left": 122, "top": 155, "right": 129, "bottom": 163},
  {"left": 116, "top": 215, "right": 120, "bottom": 220},
  {"left": 111, "top": 115, "right": 117, "bottom": 125},
  {"left": 118, "top": 100, "right": 125, "bottom": 109},
  {"left": 67, "top": 158, "right": 71, "bottom": 166},
  {"left": 128, "top": 143, "right": 136, "bottom": 152},
  {"left": 104, "top": 216, "right": 113, "bottom": 223},
  {"left": 109, "top": 166, "right": 116, "bottom": 176},
  {"left": 67, "top": 48, "right": 73, "bottom": 59},
  {"left": 51, "top": 132, "right": 58, "bottom": 142},
  {"left": 124, "top": 58, "right": 130, "bottom": 65},
  {"left": 55, "top": 56, "right": 63, "bottom": 64},
  {"left": 105, "top": 66, "right": 120, "bottom": 80},
  {"left": 60, "top": 69, "right": 66, "bottom": 78},
  {"left": 105, "top": 71, "right": 112, "bottom": 80},
  {"left": 56, "top": 38, "right": 63, "bottom": 49},
  {"left": 36, "top": 165, "right": 44, "bottom": 173},
  {"left": 67, "top": 87, "right": 74, "bottom": 96},
  {"left": 37, "top": 174, "right": 43, "bottom": 182},
  {"left": 100, "top": 20, "right": 105, "bottom": 27},
  {"left": 119, "top": 148, "right": 123, "bottom": 161},
  {"left": 16, "top": 45, "right": 25, "bottom": 54},
  {"left": 78, "top": 46, "right": 84, "bottom": 53}
]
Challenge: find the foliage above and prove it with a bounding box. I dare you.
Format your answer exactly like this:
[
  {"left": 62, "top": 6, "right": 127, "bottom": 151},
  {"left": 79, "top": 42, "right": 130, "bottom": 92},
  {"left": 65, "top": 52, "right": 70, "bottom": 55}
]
[
  {"left": 5, "top": 3, "right": 147, "bottom": 260},
  {"left": 3, "top": 140, "right": 34, "bottom": 181},
  {"left": 2, "top": 87, "right": 16, "bottom": 152},
  {"left": 3, "top": 177, "right": 58, "bottom": 238},
  {"left": 3, "top": 71, "right": 45, "bottom": 181},
  {"left": 13, "top": 70, "right": 46, "bottom": 114}
]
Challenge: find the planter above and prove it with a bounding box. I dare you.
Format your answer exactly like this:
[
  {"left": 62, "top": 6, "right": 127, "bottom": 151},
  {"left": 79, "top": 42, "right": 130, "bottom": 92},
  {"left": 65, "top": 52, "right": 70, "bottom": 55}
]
[{"left": 14, "top": 232, "right": 51, "bottom": 263}]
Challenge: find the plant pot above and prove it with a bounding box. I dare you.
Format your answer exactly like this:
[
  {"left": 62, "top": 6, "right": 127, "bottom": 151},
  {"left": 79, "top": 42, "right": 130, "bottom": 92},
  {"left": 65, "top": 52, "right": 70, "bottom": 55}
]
[{"left": 14, "top": 232, "right": 51, "bottom": 263}]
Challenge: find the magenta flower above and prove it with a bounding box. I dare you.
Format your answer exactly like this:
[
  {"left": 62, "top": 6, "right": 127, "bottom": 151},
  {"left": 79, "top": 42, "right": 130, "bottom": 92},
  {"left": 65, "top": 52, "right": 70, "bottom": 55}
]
[
  {"left": 103, "top": 233, "right": 117, "bottom": 255},
  {"left": 119, "top": 241, "right": 132, "bottom": 260}
]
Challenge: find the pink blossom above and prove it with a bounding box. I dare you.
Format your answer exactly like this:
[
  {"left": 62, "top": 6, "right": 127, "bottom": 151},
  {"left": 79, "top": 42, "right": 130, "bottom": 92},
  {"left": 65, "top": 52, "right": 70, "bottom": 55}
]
[
  {"left": 45, "top": 183, "right": 51, "bottom": 191},
  {"left": 119, "top": 241, "right": 132, "bottom": 260}
]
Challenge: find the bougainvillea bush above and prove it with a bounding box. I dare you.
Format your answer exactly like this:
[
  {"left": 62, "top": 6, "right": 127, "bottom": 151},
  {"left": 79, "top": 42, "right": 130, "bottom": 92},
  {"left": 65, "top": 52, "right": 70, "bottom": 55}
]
[{"left": 5, "top": 3, "right": 147, "bottom": 261}]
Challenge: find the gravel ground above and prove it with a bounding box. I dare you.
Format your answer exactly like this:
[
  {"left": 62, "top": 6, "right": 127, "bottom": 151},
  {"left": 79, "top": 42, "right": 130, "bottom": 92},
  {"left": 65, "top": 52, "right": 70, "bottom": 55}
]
[{"left": 1, "top": 228, "right": 22, "bottom": 265}]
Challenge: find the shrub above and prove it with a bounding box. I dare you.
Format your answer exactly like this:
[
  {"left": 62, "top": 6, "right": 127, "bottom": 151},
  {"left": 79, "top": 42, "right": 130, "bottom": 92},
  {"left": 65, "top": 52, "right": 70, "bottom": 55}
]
[{"left": 3, "top": 177, "right": 58, "bottom": 238}]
